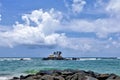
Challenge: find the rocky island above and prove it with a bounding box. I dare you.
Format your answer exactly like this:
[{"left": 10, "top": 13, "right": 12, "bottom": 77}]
[
  {"left": 42, "top": 51, "right": 67, "bottom": 60},
  {"left": 11, "top": 69, "right": 120, "bottom": 80}
]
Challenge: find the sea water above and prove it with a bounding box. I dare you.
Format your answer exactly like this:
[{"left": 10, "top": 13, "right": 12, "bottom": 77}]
[{"left": 0, "top": 57, "right": 120, "bottom": 80}]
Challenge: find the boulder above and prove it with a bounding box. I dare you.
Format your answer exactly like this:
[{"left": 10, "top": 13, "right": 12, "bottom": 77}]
[
  {"left": 85, "top": 76, "right": 98, "bottom": 80},
  {"left": 33, "top": 75, "right": 42, "bottom": 79},
  {"left": 106, "top": 74, "right": 120, "bottom": 80},
  {"left": 12, "top": 77, "right": 19, "bottom": 79},
  {"left": 97, "top": 74, "right": 110, "bottom": 80},
  {"left": 70, "top": 72, "right": 86, "bottom": 80},
  {"left": 36, "top": 70, "right": 53, "bottom": 75},
  {"left": 10, "top": 70, "right": 120, "bottom": 80},
  {"left": 41, "top": 75, "right": 54, "bottom": 80},
  {"left": 54, "top": 76, "right": 65, "bottom": 80}
]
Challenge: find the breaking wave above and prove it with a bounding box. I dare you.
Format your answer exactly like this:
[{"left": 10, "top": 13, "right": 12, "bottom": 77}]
[{"left": 0, "top": 58, "right": 31, "bottom": 61}]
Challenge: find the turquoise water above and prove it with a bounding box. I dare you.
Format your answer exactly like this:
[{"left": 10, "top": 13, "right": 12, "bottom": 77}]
[{"left": 0, "top": 58, "right": 120, "bottom": 79}]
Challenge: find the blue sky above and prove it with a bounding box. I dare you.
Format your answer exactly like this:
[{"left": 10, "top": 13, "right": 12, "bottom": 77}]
[{"left": 0, "top": 0, "right": 120, "bottom": 57}]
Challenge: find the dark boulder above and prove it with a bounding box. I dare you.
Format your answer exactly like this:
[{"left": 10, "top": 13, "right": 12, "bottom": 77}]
[
  {"left": 41, "top": 75, "right": 54, "bottom": 80},
  {"left": 36, "top": 70, "right": 53, "bottom": 75},
  {"left": 97, "top": 74, "right": 110, "bottom": 80},
  {"left": 54, "top": 76, "right": 65, "bottom": 80},
  {"left": 106, "top": 74, "right": 120, "bottom": 80},
  {"left": 85, "top": 76, "right": 98, "bottom": 80},
  {"left": 70, "top": 72, "right": 86, "bottom": 80}
]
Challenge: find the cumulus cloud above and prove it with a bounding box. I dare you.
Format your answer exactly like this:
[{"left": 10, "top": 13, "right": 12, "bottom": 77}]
[
  {"left": 0, "top": 9, "right": 65, "bottom": 48},
  {"left": 0, "top": 9, "right": 91, "bottom": 52},
  {"left": 0, "top": 8, "right": 102, "bottom": 52},
  {"left": 0, "top": 0, "right": 120, "bottom": 53}
]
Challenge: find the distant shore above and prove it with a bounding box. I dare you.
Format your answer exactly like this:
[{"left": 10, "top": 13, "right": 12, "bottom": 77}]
[{"left": 11, "top": 69, "right": 120, "bottom": 80}]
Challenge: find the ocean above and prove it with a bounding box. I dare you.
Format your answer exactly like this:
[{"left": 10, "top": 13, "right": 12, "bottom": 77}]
[{"left": 0, "top": 57, "right": 120, "bottom": 80}]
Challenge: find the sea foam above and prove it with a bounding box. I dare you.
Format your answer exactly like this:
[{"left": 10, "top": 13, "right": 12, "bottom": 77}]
[
  {"left": 0, "top": 77, "right": 10, "bottom": 80},
  {"left": 0, "top": 58, "right": 31, "bottom": 61}
]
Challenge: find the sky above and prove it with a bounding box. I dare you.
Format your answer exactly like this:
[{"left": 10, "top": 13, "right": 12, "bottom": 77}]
[{"left": 0, "top": 0, "right": 120, "bottom": 57}]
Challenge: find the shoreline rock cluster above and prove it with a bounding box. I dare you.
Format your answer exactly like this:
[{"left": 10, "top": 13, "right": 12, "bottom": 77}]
[{"left": 11, "top": 69, "right": 120, "bottom": 80}]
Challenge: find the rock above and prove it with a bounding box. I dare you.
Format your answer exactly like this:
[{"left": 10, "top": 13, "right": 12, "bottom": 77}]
[
  {"left": 106, "top": 74, "right": 120, "bottom": 80},
  {"left": 65, "top": 75, "right": 72, "bottom": 80},
  {"left": 85, "top": 76, "right": 98, "bottom": 80},
  {"left": 33, "top": 75, "right": 42, "bottom": 79},
  {"left": 61, "top": 71, "right": 74, "bottom": 75},
  {"left": 12, "top": 77, "right": 19, "bottom": 79},
  {"left": 11, "top": 70, "right": 120, "bottom": 80},
  {"left": 86, "top": 70, "right": 97, "bottom": 77},
  {"left": 70, "top": 72, "right": 86, "bottom": 80},
  {"left": 54, "top": 76, "right": 65, "bottom": 80},
  {"left": 23, "top": 76, "right": 34, "bottom": 80},
  {"left": 52, "top": 70, "right": 62, "bottom": 75},
  {"left": 36, "top": 70, "right": 53, "bottom": 75},
  {"left": 115, "top": 76, "right": 120, "bottom": 79},
  {"left": 41, "top": 75, "right": 53, "bottom": 80},
  {"left": 42, "top": 57, "right": 66, "bottom": 60},
  {"left": 20, "top": 75, "right": 25, "bottom": 79},
  {"left": 97, "top": 74, "right": 110, "bottom": 80}
]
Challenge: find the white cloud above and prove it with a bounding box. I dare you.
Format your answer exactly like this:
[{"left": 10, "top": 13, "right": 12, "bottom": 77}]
[
  {"left": 0, "top": 9, "right": 65, "bottom": 48},
  {"left": 62, "top": 0, "right": 120, "bottom": 38},
  {"left": 72, "top": 0, "right": 86, "bottom": 14},
  {"left": 0, "top": 9, "right": 62, "bottom": 47},
  {"left": 0, "top": 14, "right": 1, "bottom": 21},
  {"left": 106, "top": 0, "right": 120, "bottom": 16},
  {"left": 0, "top": 8, "right": 108, "bottom": 52},
  {"left": 64, "top": 0, "right": 86, "bottom": 14},
  {"left": 63, "top": 17, "right": 120, "bottom": 38},
  {"left": 0, "top": 0, "right": 120, "bottom": 53},
  {"left": 0, "top": 9, "right": 91, "bottom": 51}
]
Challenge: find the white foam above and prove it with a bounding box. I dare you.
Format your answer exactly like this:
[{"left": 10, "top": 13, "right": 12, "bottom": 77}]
[
  {"left": 22, "top": 58, "right": 31, "bottom": 60},
  {"left": 0, "top": 58, "right": 31, "bottom": 61},
  {"left": 0, "top": 77, "right": 10, "bottom": 80},
  {"left": 78, "top": 58, "right": 100, "bottom": 61},
  {"left": 117, "top": 57, "right": 120, "bottom": 59}
]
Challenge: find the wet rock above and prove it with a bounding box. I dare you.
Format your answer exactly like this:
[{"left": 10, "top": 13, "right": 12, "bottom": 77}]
[
  {"left": 52, "top": 70, "right": 62, "bottom": 75},
  {"left": 23, "top": 76, "right": 34, "bottom": 80},
  {"left": 106, "top": 74, "right": 120, "bottom": 80},
  {"left": 70, "top": 72, "right": 86, "bottom": 80},
  {"left": 61, "top": 71, "right": 74, "bottom": 75},
  {"left": 33, "top": 75, "right": 42, "bottom": 79},
  {"left": 20, "top": 75, "right": 25, "bottom": 79},
  {"left": 12, "top": 77, "right": 19, "bottom": 79},
  {"left": 41, "top": 75, "right": 53, "bottom": 80},
  {"left": 11, "top": 69, "right": 120, "bottom": 80},
  {"left": 36, "top": 70, "right": 53, "bottom": 75},
  {"left": 85, "top": 76, "right": 98, "bottom": 80},
  {"left": 97, "top": 74, "right": 110, "bottom": 80},
  {"left": 54, "top": 76, "right": 65, "bottom": 80},
  {"left": 65, "top": 75, "right": 72, "bottom": 80}
]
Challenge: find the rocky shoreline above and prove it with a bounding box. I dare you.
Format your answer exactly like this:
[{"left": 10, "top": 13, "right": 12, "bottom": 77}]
[{"left": 10, "top": 69, "right": 120, "bottom": 80}]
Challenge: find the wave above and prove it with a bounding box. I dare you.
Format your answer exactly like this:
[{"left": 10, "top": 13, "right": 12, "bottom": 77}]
[
  {"left": 66, "top": 57, "right": 101, "bottom": 61},
  {"left": 0, "top": 76, "right": 11, "bottom": 80},
  {"left": 117, "top": 57, "right": 120, "bottom": 59},
  {"left": 67, "top": 57, "right": 118, "bottom": 61},
  {"left": 76, "top": 58, "right": 101, "bottom": 61},
  {"left": 0, "top": 58, "right": 32, "bottom": 61}
]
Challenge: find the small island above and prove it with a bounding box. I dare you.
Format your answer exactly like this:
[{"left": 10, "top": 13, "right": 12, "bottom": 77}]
[{"left": 42, "top": 51, "right": 67, "bottom": 60}]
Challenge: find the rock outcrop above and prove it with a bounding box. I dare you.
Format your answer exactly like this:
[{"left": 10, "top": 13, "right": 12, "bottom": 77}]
[{"left": 10, "top": 69, "right": 120, "bottom": 80}]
